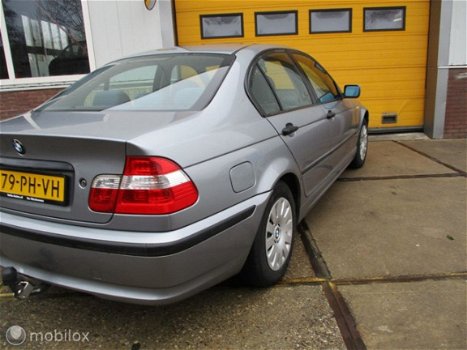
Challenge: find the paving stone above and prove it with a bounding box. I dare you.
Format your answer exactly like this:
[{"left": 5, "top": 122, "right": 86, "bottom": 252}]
[
  {"left": 0, "top": 285, "right": 344, "bottom": 349},
  {"left": 339, "top": 280, "right": 467, "bottom": 349}
]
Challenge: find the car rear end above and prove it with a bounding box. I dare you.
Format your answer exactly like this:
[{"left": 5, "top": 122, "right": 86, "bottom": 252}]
[{"left": 0, "top": 48, "right": 275, "bottom": 304}]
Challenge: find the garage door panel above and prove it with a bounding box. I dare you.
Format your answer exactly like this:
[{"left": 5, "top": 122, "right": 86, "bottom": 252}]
[
  {"left": 175, "top": 0, "right": 429, "bottom": 130},
  {"left": 351, "top": 68, "right": 426, "bottom": 83},
  {"left": 368, "top": 101, "right": 425, "bottom": 128}
]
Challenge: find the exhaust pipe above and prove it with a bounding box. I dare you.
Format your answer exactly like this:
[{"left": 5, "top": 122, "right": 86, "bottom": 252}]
[{"left": 2, "top": 267, "right": 49, "bottom": 299}]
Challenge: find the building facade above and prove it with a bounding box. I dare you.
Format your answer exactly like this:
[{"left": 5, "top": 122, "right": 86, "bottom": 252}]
[{"left": 0, "top": 0, "right": 465, "bottom": 138}]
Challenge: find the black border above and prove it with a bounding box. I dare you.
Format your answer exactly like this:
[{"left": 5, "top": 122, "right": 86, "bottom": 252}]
[
  {"left": 200, "top": 13, "right": 244, "bottom": 39},
  {"left": 171, "top": 0, "right": 179, "bottom": 45},
  {"left": 309, "top": 8, "right": 352, "bottom": 34},
  {"left": 363, "top": 6, "right": 406, "bottom": 32},
  {"left": 255, "top": 10, "right": 298, "bottom": 37}
]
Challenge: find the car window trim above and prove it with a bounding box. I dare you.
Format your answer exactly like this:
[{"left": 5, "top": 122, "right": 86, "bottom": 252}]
[
  {"left": 288, "top": 50, "right": 344, "bottom": 105},
  {"left": 285, "top": 50, "right": 319, "bottom": 104},
  {"left": 255, "top": 63, "right": 284, "bottom": 112},
  {"left": 245, "top": 48, "right": 319, "bottom": 118},
  {"left": 259, "top": 52, "right": 314, "bottom": 111}
]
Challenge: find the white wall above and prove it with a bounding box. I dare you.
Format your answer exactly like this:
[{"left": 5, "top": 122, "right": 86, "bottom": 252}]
[
  {"left": 449, "top": 0, "right": 467, "bottom": 66},
  {"left": 86, "top": 0, "right": 175, "bottom": 68}
]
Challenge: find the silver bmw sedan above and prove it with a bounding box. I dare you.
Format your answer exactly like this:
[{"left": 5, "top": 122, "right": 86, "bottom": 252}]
[{"left": 0, "top": 45, "right": 368, "bottom": 304}]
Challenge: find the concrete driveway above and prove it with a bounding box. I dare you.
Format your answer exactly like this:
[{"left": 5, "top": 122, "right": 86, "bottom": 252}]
[{"left": 1, "top": 137, "right": 466, "bottom": 349}]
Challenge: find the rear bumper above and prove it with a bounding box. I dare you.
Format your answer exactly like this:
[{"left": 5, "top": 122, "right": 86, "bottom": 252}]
[{"left": 0, "top": 192, "right": 269, "bottom": 304}]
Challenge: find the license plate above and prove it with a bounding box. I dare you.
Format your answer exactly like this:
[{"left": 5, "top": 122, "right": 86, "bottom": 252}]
[{"left": 0, "top": 169, "right": 66, "bottom": 204}]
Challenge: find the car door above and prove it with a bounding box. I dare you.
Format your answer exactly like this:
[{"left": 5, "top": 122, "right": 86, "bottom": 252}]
[
  {"left": 291, "top": 52, "right": 358, "bottom": 169},
  {"left": 247, "top": 51, "right": 333, "bottom": 198}
]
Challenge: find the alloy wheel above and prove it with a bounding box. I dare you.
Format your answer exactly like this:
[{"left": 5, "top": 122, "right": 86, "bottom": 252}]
[{"left": 265, "top": 197, "right": 293, "bottom": 271}]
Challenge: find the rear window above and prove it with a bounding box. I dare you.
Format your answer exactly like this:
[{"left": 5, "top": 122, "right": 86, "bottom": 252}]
[{"left": 40, "top": 53, "right": 234, "bottom": 112}]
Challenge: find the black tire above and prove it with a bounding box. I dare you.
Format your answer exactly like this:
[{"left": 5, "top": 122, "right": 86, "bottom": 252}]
[
  {"left": 240, "top": 181, "right": 295, "bottom": 287},
  {"left": 349, "top": 120, "right": 368, "bottom": 169}
]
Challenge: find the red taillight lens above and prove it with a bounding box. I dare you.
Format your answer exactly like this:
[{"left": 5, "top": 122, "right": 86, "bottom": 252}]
[
  {"left": 88, "top": 175, "right": 120, "bottom": 212},
  {"left": 88, "top": 157, "right": 198, "bottom": 215}
]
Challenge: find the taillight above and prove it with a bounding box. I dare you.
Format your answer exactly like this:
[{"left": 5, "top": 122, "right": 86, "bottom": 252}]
[
  {"left": 89, "top": 157, "right": 198, "bottom": 215},
  {"left": 89, "top": 175, "right": 121, "bottom": 212}
]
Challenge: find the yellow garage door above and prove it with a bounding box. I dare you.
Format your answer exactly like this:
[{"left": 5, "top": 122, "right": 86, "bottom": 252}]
[{"left": 174, "top": 0, "right": 429, "bottom": 130}]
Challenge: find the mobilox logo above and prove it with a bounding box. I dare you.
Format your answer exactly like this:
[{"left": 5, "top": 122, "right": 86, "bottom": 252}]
[
  {"left": 5, "top": 325, "right": 90, "bottom": 346},
  {"left": 5, "top": 326, "right": 26, "bottom": 346}
]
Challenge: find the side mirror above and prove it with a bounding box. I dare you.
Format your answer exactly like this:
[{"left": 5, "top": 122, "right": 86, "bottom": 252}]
[{"left": 344, "top": 85, "right": 361, "bottom": 98}]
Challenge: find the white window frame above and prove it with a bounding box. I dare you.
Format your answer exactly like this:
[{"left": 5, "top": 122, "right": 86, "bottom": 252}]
[{"left": 0, "top": 0, "right": 96, "bottom": 91}]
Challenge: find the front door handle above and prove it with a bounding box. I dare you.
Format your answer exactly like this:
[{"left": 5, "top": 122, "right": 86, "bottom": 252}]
[
  {"left": 327, "top": 110, "right": 336, "bottom": 119},
  {"left": 282, "top": 123, "right": 299, "bottom": 136}
]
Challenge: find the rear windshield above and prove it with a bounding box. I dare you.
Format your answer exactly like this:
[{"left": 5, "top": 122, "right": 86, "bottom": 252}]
[{"left": 40, "top": 53, "right": 234, "bottom": 112}]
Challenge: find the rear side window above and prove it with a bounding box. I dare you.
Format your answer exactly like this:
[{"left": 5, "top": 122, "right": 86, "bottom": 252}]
[
  {"left": 258, "top": 53, "right": 312, "bottom": 111},
  {"left": 292, "top": 53, "right": 341, "bottom": 104},
  {"left": 249, "top": 66, "right": 281, "bottom": 115},
  {"left": 40, "top": 54, "right": 234, "bottom": 112}
]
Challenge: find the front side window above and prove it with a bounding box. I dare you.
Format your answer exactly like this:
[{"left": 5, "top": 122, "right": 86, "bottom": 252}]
[
  {"left": 39, "top": 53, "right": 234, "bottom": 112},
  {"left": 1, "top": 0, "right": 89, "bottom": 78},
  {"left": 292, "top": 54, "right": 341, "bottom": 104},
  {"left": 257, "top": 53, "right": 312, "bottom": 111}
]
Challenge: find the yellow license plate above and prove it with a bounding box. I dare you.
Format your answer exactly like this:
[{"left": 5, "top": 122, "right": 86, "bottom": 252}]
[{"left": 0, "top": 169, "right": 66, "bottom": 204}]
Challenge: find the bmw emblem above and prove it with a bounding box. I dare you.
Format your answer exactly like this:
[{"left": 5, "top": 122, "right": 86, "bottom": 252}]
[{"left": 12, "top": 139, "right": 25, "bottom": 155}]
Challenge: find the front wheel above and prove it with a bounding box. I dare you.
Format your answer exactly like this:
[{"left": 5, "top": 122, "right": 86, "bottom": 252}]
[
  {"left": 240, "top": 181, "right": 295, "bottom": 287},
  {"left": 349, "top": 120, "right": 368, "bottom": 169}
]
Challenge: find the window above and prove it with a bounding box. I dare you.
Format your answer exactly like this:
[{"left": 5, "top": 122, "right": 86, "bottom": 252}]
[
  {"left": 1, "top": 0, "right": 90, "bottom": 78},
  {"left": 0, "top": 31, "right": 8, "bottom": 79},
  {"left": 249, "top": 65, "right": 280, "bottom": 115},
  {"left": 292, "top": 53, "right": 341, "bottom": 104},
  {"left": 255, "top": 11, "right": 297, "bottom": 36},
  {"left": 257, "top": 53, "right": 312, "bottom": 112},
  {"left": 39, "top": 53, "right": 234, "bottom": 112},
  {"left": 364, "top": 7, "right": 406, "bottom": 31},
  {"left": 310, "top": 9, "right": 352, "bottom": 34},
  {"left": 200, "top": 14, "right": 243, "bottom": 39}
]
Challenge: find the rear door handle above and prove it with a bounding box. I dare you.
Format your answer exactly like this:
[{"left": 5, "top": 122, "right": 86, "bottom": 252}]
[
  {"left": 282, "top": 123, "right": 299, "bottom": 136},
  {"left": 326, "top": 110, "right": 336, "bottom": 119}
]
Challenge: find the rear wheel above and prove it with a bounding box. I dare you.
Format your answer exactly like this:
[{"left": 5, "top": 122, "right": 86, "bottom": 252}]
[
  {"left": 349, "top": 120, "right": 368, "bottom": 169},
  {"left": 241, "top": 181, "right": 295, "bottom": 287}
]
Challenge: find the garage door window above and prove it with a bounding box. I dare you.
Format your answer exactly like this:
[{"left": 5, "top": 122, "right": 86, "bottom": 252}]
[
  {"left": 310, "top": 9, "right": 352, "bottom": 34},
  {"left": 255, "top": 11, "right": 297, "bottom": 36},
  {"left": 364, "top": 7, "right": 406, "bottom": 31},
  {"left": 200, "top": 14, "right": 243, "bottom": 39}
]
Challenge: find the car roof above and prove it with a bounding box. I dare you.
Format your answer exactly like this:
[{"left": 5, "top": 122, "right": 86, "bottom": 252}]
[{"left": 117, "top": 44, "right": 290, "bottom": 61}]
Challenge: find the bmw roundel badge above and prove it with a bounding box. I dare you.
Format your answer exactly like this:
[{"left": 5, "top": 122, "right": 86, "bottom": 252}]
[{"left": 12, "top": 139, "right": 25, "bottom": 155}]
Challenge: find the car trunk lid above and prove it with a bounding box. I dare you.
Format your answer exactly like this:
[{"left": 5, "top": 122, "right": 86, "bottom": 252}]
[{"left": 0, "top": 110, "right": 196, "bottom": 224}]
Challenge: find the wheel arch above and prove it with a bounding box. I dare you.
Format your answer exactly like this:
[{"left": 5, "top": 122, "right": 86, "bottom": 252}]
[
  {"left": 275, "top": 172, "right": 302, "bottom": 221},
  {"left": 361, "top": 108, "right": 369, "bottom": 126}
]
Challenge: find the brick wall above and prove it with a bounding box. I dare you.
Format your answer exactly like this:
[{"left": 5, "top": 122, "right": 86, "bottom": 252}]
[
  {"left": 444, "top": 68, "right": 467, "bottom": 139},
  {"left": 0, "top": 88, "right": 64, "bottom": 120}
]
